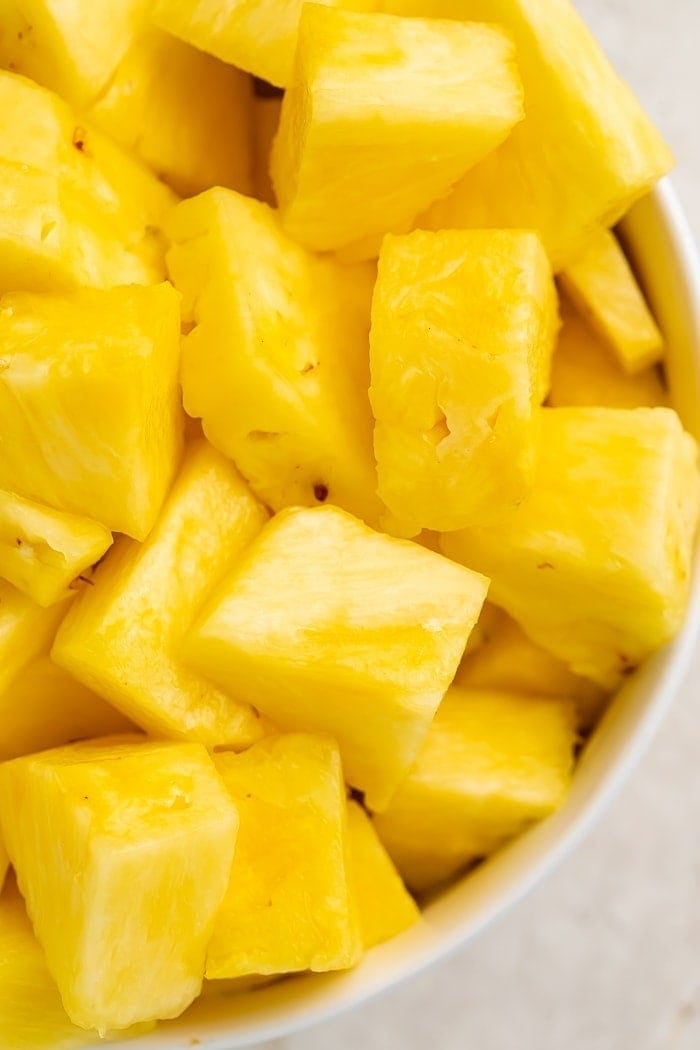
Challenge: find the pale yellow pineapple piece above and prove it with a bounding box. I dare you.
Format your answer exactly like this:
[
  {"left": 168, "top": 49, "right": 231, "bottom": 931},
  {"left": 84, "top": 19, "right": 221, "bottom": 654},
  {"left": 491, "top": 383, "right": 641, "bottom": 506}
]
[
  {"left": 549, "top": 296, "right": 668, "bottom": 409},
  {"left": 0, "top": 738, "right": 238, "bottom": 1032},
  {"left": 53, "top": 442, "right": 267, "bottom": 748},
  {"left": 0, "top": 490, "right": 111, "bottom": 606},
  {"left": 442, "top": 407, "right": 700, "bottom": 688},
  {"left": 347, "top": 800, "right": 419, "bottom": 949},
  {"left": 370, "top": 229, "right": 557, "bottom": 534},
  {"left": 414, "top": 0, "right": 673, "bottom": 270},
  {"left": 0, "top": 581, "right": 67, "bottom": 696},
  {"left": 559, "top": 228, "right": 664, "bottom": 372},
  {"left": 186, "top": 505, "right": 489, "bottom": 810},
  {"left": 271, "top": 6, "right": 523, "bottom": 257},
  {"left": 166, "top": 188, "right": 381, "bottom": 525},
  {"left": 0, "top": 283, "right": 182, "bottom": 540},
  {"left": 207, "top": 735, "right": 360, "bottom": 978},
  {"left": 88, "top": 27, "right": 253, "bottom": 198},
  {"left": 252, "top": 89, "right": 282, "bottom": 205},
  {"left": 374, "top": 686, "right": 576, "bottom": 893}
]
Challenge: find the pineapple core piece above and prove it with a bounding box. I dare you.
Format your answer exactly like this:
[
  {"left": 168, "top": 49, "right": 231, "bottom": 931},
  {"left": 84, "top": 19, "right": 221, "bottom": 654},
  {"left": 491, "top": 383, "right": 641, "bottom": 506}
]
[
  {"left": 166, "top": 188, "right": 382, "bottom": 526},
  {"left": 271, "top": 5, "right": 523, "bottom": 257},
  {"left": 0, "top": 71, "right": 175, "bottom": 293},
  {"left": 370, "top": 229, "right": 557, "bottom": 534},
  {"left": 0, "top": 738, "right": 238, "bottom": 1032},
  {"left": 52, "top": 441, "right": 268, "bottom": 749},
  {"left": 417, "top": 0, "right": 673, "bottom": 270},
  {"left": 207, "top": 734, "right": 360, "bottom": 978},
  {"left": 87, "top": 27, "right": 253, "bottom": 198},
  {"left": 347, "top": 800, "right": 419, "bottom": 949},
  {"left": 374, "top": 686, "right": 576, "bottom": 894},
  {"left": 185, "top": 504, "right": 489, "bottom": 811},
  {"left": 559, "top": 228, "right": 664, "bottom": 373},
  {"left": 442, "top": 407, "right": 700, "bottom": 688},
  {"left": 0, "top": 283, "right": 183, "bottom": 540},
  {"left": 0, "top": 490, "right": 112, "bottom": 607}
]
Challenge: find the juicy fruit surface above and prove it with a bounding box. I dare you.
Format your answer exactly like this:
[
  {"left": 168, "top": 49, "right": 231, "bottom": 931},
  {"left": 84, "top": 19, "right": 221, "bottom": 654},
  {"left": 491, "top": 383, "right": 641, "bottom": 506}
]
[
  {"left": 186, "top": 505, "right": 489, "bottom": 810},
  {"left": 272, "top": 6, "right": 523, "bottom": 256},
  {"left": 0, "top": 738, "right": 238, "bottom": 1032},
  {"left": 207, "top": 735, "right": 360, "bottom": 978},
  {"left": 0, "top": 581, "right": 66, "bottom": 696},
  {"left": 370, "top": 229, "right": 557, "bottom": 534},
  {"left": 52, "top": 441, "right": 268, "bottom": 748}
]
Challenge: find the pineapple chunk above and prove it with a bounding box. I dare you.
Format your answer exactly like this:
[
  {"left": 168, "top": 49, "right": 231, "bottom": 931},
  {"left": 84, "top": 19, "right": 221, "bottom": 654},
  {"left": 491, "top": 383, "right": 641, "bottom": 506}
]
[
  {"left": 185, "top": 505, "right": 489, "bottom": 810},
  {"left": 0, "top": 283, "right": 182, "bottom": 540},
  {"left": 374, "top": 686, "right": 576, "bottom": 893},
  {"left": 442, "top": 407, "right": 700, "bottom": 688},
  {"left": 271, "top": 6, "right": 523, "bottom": 257},
  {"left": 416, "top": 0, "right": 673, "bottom": 270},
  {"left": 0, "top": 71, "right": 176, "bottom": 292},
  {"left": 88, "top": 27, "right": 253, "bottom": 198},
  {"left": 559, "top": 228, "right": 664, "bottom": 373},
  {"left": 0, "top": 581, "right": 67, "bottom": 696},
  {"left": 165, "top": 188, "right": 381, "bottom": 525},
  {"left": 346, "top": 800, "right": 419, "bottom": 949},
  {"left": 207, "top": 735, "right": 360, "bottom": 978},
  {"left": 52, "top": 442, "right": 267, "bottom": 749},
  {"left": 0, "top": 738, "right": 238, "bottom": 1031},
  {"left": 549, "top": 296, "right": 668, "bottom": 409},
  {"left": 370, "top": 229, "right": 557, "bottom": 534},
  {"left": 252, "top": 89, "right": 282, "bottom": 205},
  {"left": 0, "top": 491, "right": 112, "bottom": 606}
]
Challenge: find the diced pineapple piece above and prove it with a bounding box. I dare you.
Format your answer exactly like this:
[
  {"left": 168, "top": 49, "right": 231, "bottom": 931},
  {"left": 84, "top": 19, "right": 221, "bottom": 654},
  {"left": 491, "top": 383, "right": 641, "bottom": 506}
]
[
  {"left": 0, "top": 283, "right": 182, "bottom": 540},
  {"left": 559, "top": 228, "right": 664, "bottom": 373},
  {"left": 207, "top": 735, "right": 360, "bottom": 978},
  {"left": 185, "top": 505, "right": 489, "bottom": 810},
  {"left": 165, "top": 189, "right": 381, "bottom": 525},
  {"left": 88, "top": 27, "right": 253, "bottom": 198},
  {"left": 374, "top": 686, "right": 575, "bottom": 893},
  {"left": 0, "top": 0, "right": 149, "bottom": 106},
  {"left": 442, "top": 407, "right": 700, "bottom": 688},
  {"left": 251, "top": 88, "right": 282, "bottom": 205},
  {"left": 370, "top": 229, "right": 557, "bottom": 534},
  {"left": 52, "top": 442, "right": 267, "bottom": 748},
  {"left": 0, "top": 491, "right": 112, "bottom": 607},
  {"left": 271, "top": 6, "right": 523, "bottom": 257},
  {"left": 548, "top": 296, "right": 668, "bottom": 409},
  {"left": 415, "top": 0, "right": 673, "bottom": 270},
  {"left": 346, "top": 800, "right": 419, "bottom": 949},
  {"left": 0, "top": 738, "right": 238, "bottom": 1031},
  {"left": 0, "top": 581, "right": 67, "bottom": 696},
  {"left": 0, "top": 71, "right": 176, "bottom": 292}
]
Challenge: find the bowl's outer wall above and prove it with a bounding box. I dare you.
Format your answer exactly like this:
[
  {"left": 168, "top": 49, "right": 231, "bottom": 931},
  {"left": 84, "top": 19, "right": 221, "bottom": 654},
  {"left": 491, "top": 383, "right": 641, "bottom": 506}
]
[{"left": 97, "top": 181, "right": 700, "bottom": 1050}]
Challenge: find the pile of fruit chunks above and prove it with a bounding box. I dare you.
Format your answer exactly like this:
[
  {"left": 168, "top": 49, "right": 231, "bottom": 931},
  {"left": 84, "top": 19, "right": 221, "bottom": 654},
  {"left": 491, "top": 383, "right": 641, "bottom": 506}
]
[{"left": 0, "top": 0, "right": 698, "bottom": 1043}]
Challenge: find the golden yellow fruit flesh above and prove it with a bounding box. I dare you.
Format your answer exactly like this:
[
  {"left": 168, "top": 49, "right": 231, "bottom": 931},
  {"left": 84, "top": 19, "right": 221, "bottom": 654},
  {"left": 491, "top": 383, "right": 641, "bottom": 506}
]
[
  {"left": 0, "top": 581, "right": 67, "bottom": 696},
  {"left": 185, "top": 505, "right": 489, "bottom": 811},
  {"left": 373, "top": 686, "right": 576, "bottom": 894},
  {"left": 271, "top": 5, "right": 523, "bottom": 257},
  {"left": 0, "top": 738, "right": 238, "bottom": 1032},
  {"left": 52, "top": 441, "right": 268, "bottom": 749},
  {"left": 207, "top": 734, "right": 360, "bottom": 979},
  {"left": 370, "top": 229, "right": 557, "bottom": 534}
]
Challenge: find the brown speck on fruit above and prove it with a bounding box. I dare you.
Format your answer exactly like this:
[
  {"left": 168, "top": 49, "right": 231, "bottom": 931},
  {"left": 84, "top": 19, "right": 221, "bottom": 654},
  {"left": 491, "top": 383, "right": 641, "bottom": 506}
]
[
  {"left": 300, "top": 361, "right": 318, "bottom": 375},
  {"left": 313, "top": 483, "right": 328, "bottom": 503},
  {"left": 537, "top": 562, "right": 555, "bottom": 570},
  {"left": 248, "top": 430, "right": 280, "bottom": 442},
  {"left": 7, "top": 61, "right": 16, "bottom": 71},
  {"left": 618, "top": 652, "right": 636, "bottom": 675},
  {"left": 72, "top": 126, "right": 87, "bottom": 152},
  {"left": 15, "top": 537, "right": 22, "bottom": 546},
  {"left": 245, "top": 793, "right": 252, "bottom": 799}
]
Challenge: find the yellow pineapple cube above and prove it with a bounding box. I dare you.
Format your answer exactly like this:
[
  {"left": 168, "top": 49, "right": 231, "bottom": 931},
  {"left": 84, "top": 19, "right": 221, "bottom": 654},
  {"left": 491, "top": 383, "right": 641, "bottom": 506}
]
[
  {"left": 165, "top": 188, "right": 382, "bottom": 525},
  {"left": 442, "top": 407, "right": 700, "bottom": 688},
  {"left": 252, "top": 89, "right": 282, "bottom": 205},
  {"left": 416, "top": 0, "right": 673, "bottom": 270},
  {"left": 0, "top": 490, "right": 112, "bottom": 607},
  {"left": 271, "top": 6, "right": 523, "bottom": 257},
  {"left": 346, "top": 800, "right": 419, "bottom": 949},
  {"left": 0, "top": 581, "right": 67, "bottom": 697},
  {"left": 559, "top": 228, "right": 664, "bottom": 373},
  {"left": 0, "top": 738, "right": 238, "bottom": 1031},
  {"left": 374, "top": 686, "right": 575, "bottom": 893},
  {"left": 52, "top": 442, "right": 267, "bottom": 749},
  {"left": 88, "top": 27, "right": 253, "bottom": 198},
  {"left": 549, "top": 296, "right": 668, "bottom": 409},
  {"left": 186, "top": 505, "right": 488, "bottom": 810},
  {"left": 0, "top": 283, "right": 182, "bottom": 540},
  {"left": 370, "top": 229, "right": 557, "bottom": 534},
  {"left": 207, "top": 734, "right": 360, "bottom": 978}
]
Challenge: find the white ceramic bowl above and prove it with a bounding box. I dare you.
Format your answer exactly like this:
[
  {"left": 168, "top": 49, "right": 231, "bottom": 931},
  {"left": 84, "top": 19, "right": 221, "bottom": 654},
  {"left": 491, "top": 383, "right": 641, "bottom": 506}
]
[{"left": 106, "top": 180, "right": 700, "bottom": 1050}]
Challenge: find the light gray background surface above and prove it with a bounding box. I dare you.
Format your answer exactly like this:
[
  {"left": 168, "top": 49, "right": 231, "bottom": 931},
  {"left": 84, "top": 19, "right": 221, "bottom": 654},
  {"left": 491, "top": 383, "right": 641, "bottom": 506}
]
[{"left": 261, "top": 3, "right": 700, "bottom": 1048}]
